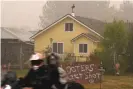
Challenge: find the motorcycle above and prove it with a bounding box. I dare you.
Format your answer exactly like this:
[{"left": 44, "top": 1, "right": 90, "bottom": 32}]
[
  {"left": 1, "top": 70, "right": 84, "bottom": 89},
  {"left": 57, "top": 67, "right": 84, "bottom": 89},
  {"left": 1, "top": 71, "right": 24, "bottom": 89},
  {"left": 52, "top": 81, "right": 84, "bottom": 89}
]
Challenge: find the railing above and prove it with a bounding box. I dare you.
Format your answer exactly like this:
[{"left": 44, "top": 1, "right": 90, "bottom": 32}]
[{"left": 58, "top": 52, "right": 90, "bottom": 62}]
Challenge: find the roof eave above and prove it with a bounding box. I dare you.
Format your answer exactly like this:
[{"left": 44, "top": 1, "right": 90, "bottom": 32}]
[
  {"left": 31, "top": 14, "right": 103, "bottom": 39},
  {"left": 30, "top": 14, "right": 71, "bottom": 39},
  {"left": 71, "top": 33, "right": 99, "bottom": 43}
]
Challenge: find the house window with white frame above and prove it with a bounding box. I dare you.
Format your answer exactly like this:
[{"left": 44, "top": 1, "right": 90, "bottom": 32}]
[
  {"left": 65, "top": 23, "right": 73, "bottom": 31},
  {"left": 52, "top": 42, "right": 63, "bottom": 54},
  {"left": 79, "top": 44, "right": 88, "bottom": 53}
]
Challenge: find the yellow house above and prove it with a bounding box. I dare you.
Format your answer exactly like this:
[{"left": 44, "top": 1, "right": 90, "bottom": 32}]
[{"left": 31, "top": 14, "right": 104, "bottom": 60}]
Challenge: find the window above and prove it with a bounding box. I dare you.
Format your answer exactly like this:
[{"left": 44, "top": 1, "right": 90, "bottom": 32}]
[
  {"left": 65, "top": 23, "right": 73, "bottom": 31},
  {"left": 79, "top": 44, "right": 88, "bottom": 53},
  {"left": 53, "top": 42, "right": 63, "bottom": 54}
]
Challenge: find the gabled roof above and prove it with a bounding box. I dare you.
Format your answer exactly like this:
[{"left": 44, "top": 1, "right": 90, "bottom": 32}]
[
  {"left": 1, "top": 27, "right": 33, "bottom": 42},
  {"left": 29, "top": 31, "right": 38, "bottom": 34},
  {"left": 75, "top": 16, "right": 105, "bottom": 36},
  {"left": 71, "top": 33, "right": 100, "bottom": 42},
  {"left": 31, "top": 14, "right": 104, "bottom": 39},
  {"left": 1, "top": 28, "right": 17, "bottom": 39}
]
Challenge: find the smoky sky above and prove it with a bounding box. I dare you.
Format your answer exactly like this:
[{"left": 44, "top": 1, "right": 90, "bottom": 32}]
[{"left": 1, "top": 0, "right": 133, "bottom": 30}]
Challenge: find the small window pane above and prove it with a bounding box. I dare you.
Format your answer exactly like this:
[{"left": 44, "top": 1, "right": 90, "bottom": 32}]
[
  {"left": 70, "top": 23, "right": 73, "bottom": 31},
  {"left": 53, "top": 43, "right": 57, "bottom": 53},
  {"left": 79, "top": 44, "right": 83, "bottom": 53},
  {"left": 58, "top": 43, "right": 63, "bottom": 54},
  {"left": 65, "top": 23, "right": 68, "bottom": 31},
  {"left": 84, "top": 44, "right": 87, "bottom": 53}
]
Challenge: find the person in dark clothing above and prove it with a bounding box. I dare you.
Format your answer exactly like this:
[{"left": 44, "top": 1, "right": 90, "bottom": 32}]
[
  {"left": 23, "top": 65, "right": 52, "bottom": 89},
  {"left": 46, "top": 53, "right": 66, "bottom": 89},
  {"left": 46, "top": 53, "right": 85, "bottom": 89},
  {"left": 22, "top": 53, "right": 54, "bottom": 89},
  {"left": 1, "top": 71, "right": 17, "bottom": 88},
  {"left": 66, "top": 82, "right": 84, "bottom": 89},
  {"left": 1, "top": 71, "right": 23, "bottom": 89}
]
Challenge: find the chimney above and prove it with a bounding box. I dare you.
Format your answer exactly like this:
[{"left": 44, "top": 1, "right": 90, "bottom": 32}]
[
  {"left": 71, "top": 12, "right": 75, "bottom": 17},
  {"left": 71, "top": 4, "right": 75, "bottom": 17}
]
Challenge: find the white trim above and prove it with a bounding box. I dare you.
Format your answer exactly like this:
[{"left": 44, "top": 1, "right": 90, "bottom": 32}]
[
  {"left": 83, "top": 35, "right": 97, "bottom": 42},
  {"left": 72, "top": 33, "right": 99, "bottom": 43},
  {"left": 4, "top": 28, "right": 22, "bottom": 41},
  {"left": 73, "top": 43, "right": 75, "bottom": 54},
  {"left": 92, "top": 42, "right": 94, "bottom": 52},
  {"left": 64, "top": 23, "right": 74, "bottom": 32},
  {"left": 52, "top": 42, "right": 64, "bottom": 54},
  {"left": 78, "top": 43, "right": 88, "bottom": 54},
  {"left": 94, "top": 41, "right": 100, "bottom": 43},
  {"left": 25, "top": 42, "right": 34, "bottom": 45},
  {"left": 31, "top": 14, "right": 103, "bottom": 39}
]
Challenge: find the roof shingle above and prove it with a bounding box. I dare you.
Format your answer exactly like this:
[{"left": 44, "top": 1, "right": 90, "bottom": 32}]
[{"left": 75, "top": 16, "right": 105, "bottom": 36}]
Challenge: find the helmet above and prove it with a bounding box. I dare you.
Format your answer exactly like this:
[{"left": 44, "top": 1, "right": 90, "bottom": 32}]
[
  {"left": 29, "top": 53, "right": 45, "bottom": 70},
  {"left": 46, "top": 53, "right": 60, "bottom": 65},
  {"left": 29, "top": 53, "right": 45, "bottom": 61}
]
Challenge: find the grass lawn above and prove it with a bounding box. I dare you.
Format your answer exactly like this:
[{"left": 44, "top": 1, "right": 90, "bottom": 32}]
[
  {"left": 15, "top": 69, "right": 133, "bottom": 89},
  {"left": 83, "top": 75, "right": 133, "bottom": 89}
]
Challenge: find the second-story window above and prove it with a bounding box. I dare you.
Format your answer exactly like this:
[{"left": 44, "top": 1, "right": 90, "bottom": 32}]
[{"left": 65, "top": 23, "right": 73, "bottom": 31}]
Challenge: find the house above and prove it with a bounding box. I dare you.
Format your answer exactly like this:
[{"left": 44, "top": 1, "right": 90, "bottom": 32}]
[
  {"left": 1, "top": 27, "right": 34, "bottom": 69},
  {"left": 31, "top": 13, "right": 105, "bottom": 61}
]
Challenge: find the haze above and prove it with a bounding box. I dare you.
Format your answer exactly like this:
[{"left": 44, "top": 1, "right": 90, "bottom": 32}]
[{"left": 1, "top": 0, "right": 133, "bottom": 30}]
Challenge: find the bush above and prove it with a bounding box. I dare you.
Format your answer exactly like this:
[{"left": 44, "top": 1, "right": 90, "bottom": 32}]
[
  {"left": 119, "top": 55, "right": 129, "bottom": 74},
  {"left": 94, "top": 50, "right": 114, "bottom": 74},
  {"left": 95, "top": 50, "right": 130, "bottom": 75}
]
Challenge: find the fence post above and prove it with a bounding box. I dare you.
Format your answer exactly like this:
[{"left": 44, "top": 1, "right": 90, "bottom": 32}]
[{"left": 19, "top": 43, "right": 23, "bottom": 70}]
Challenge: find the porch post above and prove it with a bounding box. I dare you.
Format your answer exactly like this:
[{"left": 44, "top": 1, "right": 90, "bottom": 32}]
[
  {"left": 73, "top": 42, "right": 76, "bottom": 61},
  {"left": 19, "top": 42, "right": 23, "bottom": 70}
]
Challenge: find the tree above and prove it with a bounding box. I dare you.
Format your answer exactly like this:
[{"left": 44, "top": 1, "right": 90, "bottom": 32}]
[
  {"left": 126, "top": 23, "right": 133, "bottom": 72},
  {"left": 104, "top": 20, "right": 128, "bottom": 58},
  {"left": 101, "top": 20, "right": 128, "bottom": 74},
  {"left": 39, "top": 1, "right": 113, "bottom": 28},
  {"left": 39, "top": 1, "right": 133, "bottom": 29},
  {"left": 39, "top": 1, "right": 57, "bottom": 28}
]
